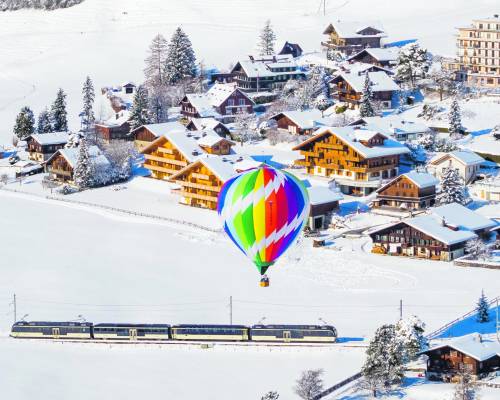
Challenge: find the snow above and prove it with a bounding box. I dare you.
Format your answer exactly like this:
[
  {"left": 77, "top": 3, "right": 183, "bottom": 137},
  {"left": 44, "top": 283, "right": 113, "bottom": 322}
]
[
  {"left": 206, "top": 82, "right": 253, "bottom": 107},
  {"left": 131, "top": 121, "right": 186, "bottom": 139},
  {"left": 438, "top": 150, "right": 485, "bottom": 166},
  {"left": 431, "top": 203, "right": 497, "bottom": 232},
  {"left": 423, "top": 333, "right": 500, "bottom": 362},
  {"left": 272, "top": 109, "right": 324, "bottom": 129},
  {"left": 463, "top": 133, "right": 500, "bottom": 157},
  {"left": 347, "top": 47, "right": 400, "bottom": 62},
  {"left": 323, "top": 20, "right": 386, "bottom": 39},
  {"left": 188, "top": 117, "right": 226, "bottom": 132},
  {"left": 52, "top": 145, "right": 110, "bottom": 169},
  {"left": 401, "top": 172, "right": 439, "bottom": 189},
  {"left": 185, "top": 93, "right": 221, "bottom": 118},
  {"left": 353, "top": 115, "right": 431, "bottom": 136},
  {"left": 307, "top": 186, "right": 343, "bottom": 206},
  {"left": 335, "top": 71, "right": 400, "bottom": 93},
  {"left": 29, "top": 131, "right": 69, "bottom": 146}
]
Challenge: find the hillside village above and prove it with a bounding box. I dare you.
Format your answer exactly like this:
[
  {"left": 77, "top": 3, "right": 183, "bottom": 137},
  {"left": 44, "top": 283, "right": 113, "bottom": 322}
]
[{"left": 1, "top": 8, "right": 500, "bottom": 400}]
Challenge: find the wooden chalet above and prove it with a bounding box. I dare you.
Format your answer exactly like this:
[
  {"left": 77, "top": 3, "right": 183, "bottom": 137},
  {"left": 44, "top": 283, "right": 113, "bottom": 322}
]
[
  {"left": 421, "top": 334, "right": 500, "bottom": 381},
  {"left": 278, "top": 41, "right": 303, "bottom": 58},
  {"left": 169, "top": 155, "right": 261, "bottom": 210},
  {"left": 130, "top": 122, "right": 186, "bottom": 151},
  {"left": 141, "top": 129, "right": 234, "bottom": 181},
  {"left": 179, "top": 83, "right": 254, "bottom": 121},
  {"left": 230, "top": 54, "right": 305, "bottom": 92},
  {"left": 186, "top": 118, "right": 231, "bottom": 138},
  {"left": 270, "top": 109, "right": 324, "bottom": 135},
  {"left": 322, "top": 21, "right": 386, "bottom": 55},
  {"left": 306, "top": 186, "right": 343, "bottom": 230},
  {"left": 26, "top": 132, "right": 69, "bottom": 162},
  {"left": 292, "top": 127, "right": 410, "bottom": 196},
  {"left": 330, "top": 71, "right": 399, "bottom": 109},
  {"left": 45, "top": 146, "right": 111, "bottom": 184},
  {"left": 95, "top": 111, "right": 131, "bottom": 142},
  {"left": 346, "top": 47, "right": 399, "bottom": 68},
  {"left": 372, "top": 172, "right": 439, "bottom": 210}
]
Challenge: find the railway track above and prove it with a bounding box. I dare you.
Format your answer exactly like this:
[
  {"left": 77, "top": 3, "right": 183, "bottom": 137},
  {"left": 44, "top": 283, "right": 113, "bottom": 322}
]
[{"left": 10, "top": 337, "right": 367, "bottom": 349}]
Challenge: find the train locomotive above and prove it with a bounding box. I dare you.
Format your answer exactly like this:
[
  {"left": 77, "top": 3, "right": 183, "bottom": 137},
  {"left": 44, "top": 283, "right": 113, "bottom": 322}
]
[{"left": 11, "top": 321, "right": 338, "bottom": 343}]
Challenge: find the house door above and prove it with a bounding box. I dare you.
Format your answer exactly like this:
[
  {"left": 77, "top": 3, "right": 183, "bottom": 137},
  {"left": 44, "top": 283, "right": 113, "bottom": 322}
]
[
  {"left": 289, "top": 125, "right": 297, "bottom": 134},
  {"left": 283, "top": 331, "right": 291, "bottom": 343},
  {"left": 129, "top": 329, "right": 138, "bottom": 340},
  {"left": 52, "top": 328, "right": 60, "bottom": 338},
  {"left": 314, "top": 216, "right": 324, "bottom": 230}
]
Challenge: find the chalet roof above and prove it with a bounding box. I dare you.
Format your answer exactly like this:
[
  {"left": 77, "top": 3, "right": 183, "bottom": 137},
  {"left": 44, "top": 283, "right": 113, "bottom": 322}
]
[
  {"left": 307, "top": 186, "right": 343, "bottom": 205},
  {"left": 430, "top": 150, "right": 484, "bottom": 167},
  {"left": 332, "top": 71, "right": 400, "bottom": 93},
  {"left": 96, "top": 110, "right": 130, "bottom": 128},
  {"left": 351, "top": 116, "right": 431, "bottom": 135},
  {"left": 206, "top": 82, "right": 254, "bottom": 107},
  {"left": 271, "top": 109, "right": 324, "bottom": 130},
  {"left": 49, "top": 145, "right": 111, "bottom": 169},
  {"left": 29, "top": 132, "right": 69, "bottom": 146},
  {"left": 431, "top": 203, "right": 497, "bottom": 232},
  {"left": 347, "top": 47, "right": 399, "bottom": 63},
  {"left": 169, "top": 154, "right": 261, "bottom": 183},
  {"left": 130, "top": 121, "right": 186, "bottom": 138},
  {"left": 337, "top": 62, "right": 394, "bottom": 76},
  {"left": 232, "top": 54, "right": 301, "bottom": 79},
  {"left": 187, "top": 117, "right": 227, "bottom": 132},
  {"left": 422, "top": 334, "right": 500, "bottom": 362},
  {"left": 185, "top": 94, "right": 221, "bottom": 118},
  {"left": 293, "top": 127, "right": 410, "bottom": 159},
  {"left": 376, "top": 172, "right": 439, "bottom": 193},
  {"left": 278, "top": 41, "right": 303, "bottom": 56},
  {"left": 323, "top": 21, "right": 386, "bottom": 38},
  {"left": 196, "top": 130, "right": 234, "bottom": 147},
  {"left": 405, "top": 214, "right": 477, "bottom": 245}
]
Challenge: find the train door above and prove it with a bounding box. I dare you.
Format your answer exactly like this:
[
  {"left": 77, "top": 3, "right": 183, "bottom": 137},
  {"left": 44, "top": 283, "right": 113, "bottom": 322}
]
[
  {"left": 52, "top": 328, "right": 60, "bottom": 338},
  {"left": 283, "top": 331, "right": 291, "bottom": 343},
  {"left": 129, "top": 329, "right": 137, "bottom": 340}
]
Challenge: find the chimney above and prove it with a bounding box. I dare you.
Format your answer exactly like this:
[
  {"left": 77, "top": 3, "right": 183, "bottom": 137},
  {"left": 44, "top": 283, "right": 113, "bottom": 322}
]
[{"left": 441, "top": 217, "right": 446, "bottom": 227}]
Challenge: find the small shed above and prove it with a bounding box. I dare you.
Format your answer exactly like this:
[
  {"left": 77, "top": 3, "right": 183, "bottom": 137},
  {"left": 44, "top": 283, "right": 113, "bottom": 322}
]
[{"left": 307, "top": 186, "right": 343, "bottom": 230}]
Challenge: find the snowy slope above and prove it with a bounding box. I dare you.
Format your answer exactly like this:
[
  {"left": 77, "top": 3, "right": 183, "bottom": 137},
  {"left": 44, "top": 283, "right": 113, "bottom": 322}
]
[{"left": 0, "top": 0, "right": 499, "bottom": 141}]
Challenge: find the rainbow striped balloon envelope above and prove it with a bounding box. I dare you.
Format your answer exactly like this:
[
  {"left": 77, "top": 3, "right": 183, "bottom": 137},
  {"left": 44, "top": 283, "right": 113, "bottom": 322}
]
[{"left": 217, "top": 166, "right": 310, "bottom": 276}]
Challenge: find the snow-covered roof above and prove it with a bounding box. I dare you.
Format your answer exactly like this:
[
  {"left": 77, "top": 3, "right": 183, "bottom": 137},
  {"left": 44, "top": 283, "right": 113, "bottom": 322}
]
[
  {"left": 272, "top": 109, "right": 324, "bottom": 129},
  {"left": 170, "top": 154, "right": 261, "bottom": 183},
  {"left": 188, "top": 118, "right": 225, "bottom": 131},
  {"left": 97, "top": 110, "right": 130, "bottom": 127},
  {"left": 323, "top": 21, "right": 386, "bottom": 38},
  {"left": 166, "top": 130, "right": 206, "bottom": 163},
  {"left": 196, "top": 130, "right": 231, "bottom": 147},
  {"left": 131, "top": 122, "right": 187, "bottom": 138},
  {"left": 430, "top": 150, "right": 484, "bottom": 167},
  {"left": 185, "top": 94, "right": 221, "bottom": 118},
  {"left": 403, "top": 172, "right": 440, "bottom": 188},
  {"left": 294, "top": 126, "right": 410, "bottom": 159},
  {"left": 431, "top": 203, "right": 496, "bottom": 232},
  {"left": 347, "top": 47, "right": 399, "bottom": 62},
  {"left": 30, "top": 132, "right": 69, "bottom": 146},
  {"left": 423, "top": 334, "right": 500, "bottom": 362},
  {"left": 307, "top": 186, "right": 343, "bottom": 205},
  {"left": 352, "top": 116, "right": 431, "bottom": 136},
  {"left": 334, "top": 71, "right": 400, "bottom": 93},
  {"left": 206, "top": 82, "right": 254, "bottom": 107},
  {"left": 337, "top": 62, "right": 394, "bottom": 76},
  {"left": 233, "top": 54, "right": 301, "bottom": 79},
  {"left": 56, "top": 146, "right": 111, "bottom": 169},
  {"left": 405, "top": 214, "right": 477, "bottom": 245}
]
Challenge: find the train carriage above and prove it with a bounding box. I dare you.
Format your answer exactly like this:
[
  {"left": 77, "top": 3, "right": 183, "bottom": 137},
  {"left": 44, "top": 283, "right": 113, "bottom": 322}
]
[
  {"left": 171, "top": 324, "right": 249, "bottom": 341},
  {"left": 250, "top": 325, "right": 337, "bottom": 343},
  {"left": 93, "top": 323, "right": 170, "bottom": 341},
  {"left": 10, "top": 321, "right": 93, "bottom": 339}
]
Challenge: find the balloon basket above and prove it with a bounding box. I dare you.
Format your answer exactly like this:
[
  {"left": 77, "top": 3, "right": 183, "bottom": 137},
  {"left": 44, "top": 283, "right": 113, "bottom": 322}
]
[{"left": 260, "top": 277, "right": 270, "bottom": 287}]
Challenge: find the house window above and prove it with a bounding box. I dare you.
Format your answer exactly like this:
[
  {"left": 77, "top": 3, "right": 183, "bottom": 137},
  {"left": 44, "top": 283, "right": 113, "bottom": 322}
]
[
  {"left": 227, "top": 99, "right": 235, "bottom": 106},
  {"left": 239, "top": 99, "right": 246, "bottom": 106}
]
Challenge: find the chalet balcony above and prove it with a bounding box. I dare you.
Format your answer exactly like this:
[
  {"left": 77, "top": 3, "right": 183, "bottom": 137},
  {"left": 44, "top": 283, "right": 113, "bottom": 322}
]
[
  {"left": 175, "top": 180, "right": 221, "bottom": 193},
  {"left": 144, "top": 163, "right": 178, "bottom": 175},
  {"left": 48, "top": 168, "right": 72, "bottom": 177},
  {"left": 144, "top": 154, "right": 188, "bottom": 167},
  {"left": 294, "top": 159, "right": 308, "bottom": 167},
  {"left": 180, "top": 190, "right": 218, "bottom": 203}
]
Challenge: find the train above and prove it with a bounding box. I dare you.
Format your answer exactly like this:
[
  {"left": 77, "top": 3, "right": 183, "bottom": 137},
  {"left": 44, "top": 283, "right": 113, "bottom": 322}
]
[{"left": 11, "top": 321, "right": 338, "bottom": 343}]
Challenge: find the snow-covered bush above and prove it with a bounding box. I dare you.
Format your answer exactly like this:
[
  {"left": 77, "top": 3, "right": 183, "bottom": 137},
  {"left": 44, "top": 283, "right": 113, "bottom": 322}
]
[
  {"left": 57, "top": 184, "right": 74, "bottom": 195},
  {"left": 417, "top": 104, "right": 444, "bottom": 120},
  {"left": 395, "top": 316, "right": 427, "bottom": 362},
  {"left": 0, "top": 173, "right": 9, "bottom": 185},
  {"left": 466, "top": 239, "right": 491, "bottom": 261},
  {"left": 433, "top": 137, "right": 458, "bottom": 152}
]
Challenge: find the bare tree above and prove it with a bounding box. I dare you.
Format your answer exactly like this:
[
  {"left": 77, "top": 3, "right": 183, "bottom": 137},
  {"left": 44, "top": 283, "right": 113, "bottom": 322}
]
[
  {"left": 261, "top": 391, "right": 279, "bottom": 400},
  {"left": 0, "top": 173, "right": 9, "bottom": 186},
  {"left": 294, "top": 369, "right": 324, "bottom": 400},
  {"left": 233, "top": 111, "right": 259, "bottom": 144},
  {"left": 453, "top": 367, "right": 479, "bottom": 400}
]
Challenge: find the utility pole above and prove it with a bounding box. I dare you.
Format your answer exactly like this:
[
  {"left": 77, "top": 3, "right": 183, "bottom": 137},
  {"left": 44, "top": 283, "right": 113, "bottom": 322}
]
[
  {"left": 399, "top": 299, "right": 403, "bottom": 320},
  {"left": 13, "top": 294, "right": 17, "bottom": 324},
  {"left": 229, "top": 296, "right": 233, "bottom": 325},
  {"left": 323, "top": 0, "right": 326, "bottom": 16},
  {"left": 496, "top": 297, "right": 499, "bottom": 343}
]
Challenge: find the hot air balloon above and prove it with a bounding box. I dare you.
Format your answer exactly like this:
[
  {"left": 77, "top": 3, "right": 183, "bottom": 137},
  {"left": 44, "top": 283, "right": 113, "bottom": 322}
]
[{"left": 217, "top": 166, "right": 310, "bottom": 287}]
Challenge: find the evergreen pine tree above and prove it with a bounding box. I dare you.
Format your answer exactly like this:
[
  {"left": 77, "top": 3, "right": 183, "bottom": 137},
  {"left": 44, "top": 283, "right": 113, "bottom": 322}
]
[
  {"left": 476, "top": 290, "right": 490, "bottom": 323},
  {"left": 13, "top": 106, "right": 35, "bottom": 140},
  {"left": 165, "top": 27, "right": 197, "bottom": 85},
  {"left": 258, "top": 20, "right": 276, "bottom": 56},
  {"left": 37, "top": 108, "right": 53, "bottom": 133},
  {"left": 359, "top": 72, "right": 375, "bottom": 117},
  {"left": 438, "top": 166, "right": 467, "bottom": 205},
  {"left": 395, "top": 316, "right": 427, "bottom": 363},
  {"left": 395, "top": 43, "right": 430, "bottom": 90},
  {"left": 74, "top": 138, "right": 94, "bottom": 190},
  {"left": 128, "top": 85, "right": 151, "bottom": 130},
  {"left": 448, "top": 96, "right": 463, "bottom": 137},
  {"left": 144, "top": 33, "right": 169, "bottom": 88},
  {"left": 361, "top": 324, "right": 404, "bottom": 397},
  {"left": 51, "top": 88, "right": 68, "bottom": 132},
  {"left": 82, "top": 76, "right": 95, "bottom": 133}
]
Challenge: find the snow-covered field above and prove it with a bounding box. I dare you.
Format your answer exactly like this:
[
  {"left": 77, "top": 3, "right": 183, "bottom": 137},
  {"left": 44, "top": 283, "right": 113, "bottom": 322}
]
[{"left": 1, "top": 0, "right": 499, "bottom": 143}]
